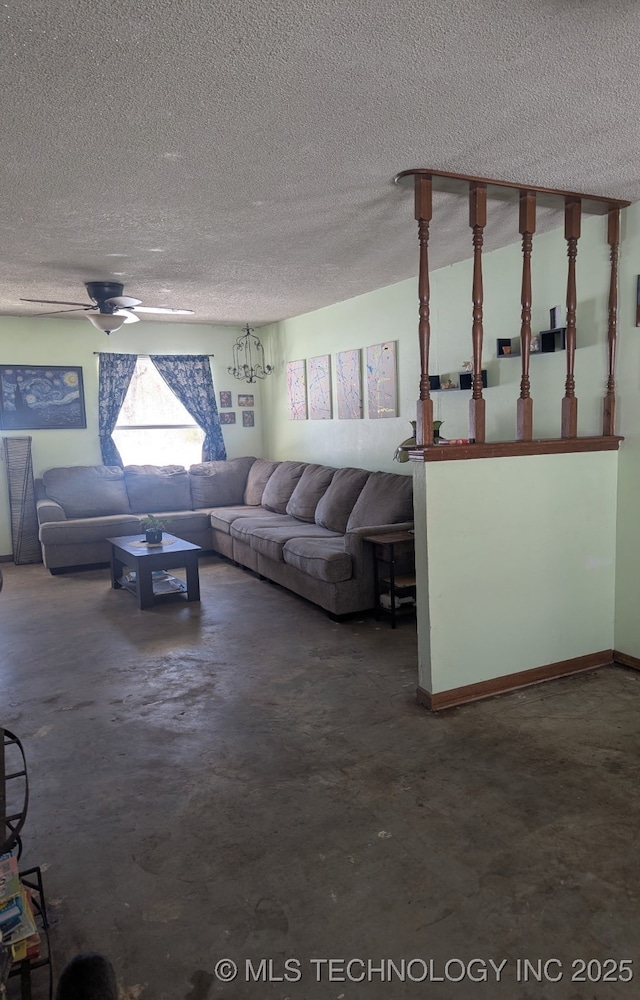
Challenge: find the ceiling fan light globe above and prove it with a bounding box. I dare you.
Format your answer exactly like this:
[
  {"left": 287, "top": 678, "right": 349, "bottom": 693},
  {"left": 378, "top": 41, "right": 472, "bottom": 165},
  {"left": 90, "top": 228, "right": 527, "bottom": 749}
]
[{"left": 86, "top": 312, "right": 126, "bottom": 334}]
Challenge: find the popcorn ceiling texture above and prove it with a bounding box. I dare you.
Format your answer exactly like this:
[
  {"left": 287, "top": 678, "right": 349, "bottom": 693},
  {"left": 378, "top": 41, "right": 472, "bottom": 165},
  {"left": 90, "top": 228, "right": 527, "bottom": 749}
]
[{"left": 1, "top": 0, "right": 639, "bottom": 326}]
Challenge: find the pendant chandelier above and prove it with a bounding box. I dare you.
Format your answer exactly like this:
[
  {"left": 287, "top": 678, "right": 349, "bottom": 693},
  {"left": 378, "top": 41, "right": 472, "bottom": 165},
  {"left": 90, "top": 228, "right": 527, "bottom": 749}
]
[{"left": 228, "top": 325, "right": 273, "bottom": 383}]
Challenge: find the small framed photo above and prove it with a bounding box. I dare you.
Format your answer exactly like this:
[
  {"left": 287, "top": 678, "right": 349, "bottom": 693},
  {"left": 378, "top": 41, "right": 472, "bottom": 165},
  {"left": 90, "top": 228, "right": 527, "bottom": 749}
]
[
  {"left": 219, "top": 390, "right": 232, "bottom": 408},
  {"left": 550, "top": 305, "right": 562, "bottom": 330},
  {"left": 242, "top": 410, "right": 255, "bottom": 427},
  {"left": 219, "top": 411, "right": 236, "bottom": 424},
  {"left": 238, "top": 394, "right": 254, "bottom": 407}
]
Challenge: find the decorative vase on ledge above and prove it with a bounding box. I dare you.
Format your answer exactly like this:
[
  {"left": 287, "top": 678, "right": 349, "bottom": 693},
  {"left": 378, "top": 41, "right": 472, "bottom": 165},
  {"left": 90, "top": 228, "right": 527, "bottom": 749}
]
[{"left": 393, "top": 420, "right": 443, "bottom": 462}]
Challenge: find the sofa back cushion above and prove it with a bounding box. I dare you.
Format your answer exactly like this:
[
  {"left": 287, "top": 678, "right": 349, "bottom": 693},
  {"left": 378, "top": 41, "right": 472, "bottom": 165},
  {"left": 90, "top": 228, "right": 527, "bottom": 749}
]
[
  {"left": 42, "top": 465, "right": 131, "bottom": 519},
  {"left": 285, "top": 464, "right": 336, "bottom": 522},
  {"left": 261, "top": 461, "right": 307, "bottom": 514},
  {"left": 345, "top": 471, "right": 413, "bottom": 531},
  {"left": 315, "top": 467, "right": 371, "bottom": 533},
  {"left": 244, "top": 459, "right": 280, "bottom": 506},
  {"left": 124, "top": 465, "right": 192, "bottom": 513},
  {"left": 189, "top": 456, "right": 256, "bottom": 507}
]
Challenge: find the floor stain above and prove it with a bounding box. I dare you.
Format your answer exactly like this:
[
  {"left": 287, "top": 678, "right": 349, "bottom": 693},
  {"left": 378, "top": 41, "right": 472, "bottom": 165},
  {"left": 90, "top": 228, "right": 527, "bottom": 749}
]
[{"left": 184, "top": 970, "right": 214, "bottom": 1000}]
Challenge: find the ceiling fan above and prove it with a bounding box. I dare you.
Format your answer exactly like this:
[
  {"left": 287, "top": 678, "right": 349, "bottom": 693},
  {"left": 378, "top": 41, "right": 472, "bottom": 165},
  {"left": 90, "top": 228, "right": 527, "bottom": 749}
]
[{"left": 20, "top": 281, "right": 195, "bottom": 334}]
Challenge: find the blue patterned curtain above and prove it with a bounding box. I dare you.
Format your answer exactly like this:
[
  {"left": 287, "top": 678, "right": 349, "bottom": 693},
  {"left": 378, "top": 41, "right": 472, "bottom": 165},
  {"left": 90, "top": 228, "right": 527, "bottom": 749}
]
[
  {"left": 149, "top": 355, "right": 226, "bottom": 461},
  {"left": 98, "top": 353, "right": 137, "bottom": 466}
]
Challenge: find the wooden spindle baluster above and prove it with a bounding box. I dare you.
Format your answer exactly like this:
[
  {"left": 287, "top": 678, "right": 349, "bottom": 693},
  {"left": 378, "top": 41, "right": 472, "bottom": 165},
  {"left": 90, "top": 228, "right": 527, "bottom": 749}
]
[
  {"left": 517, "top": 191, "right": 536, "bottom": 440},
  {"left": 561, "top": 197, "right": 581, "bottom": 438},
  {"left": 469, "top": 182, "right": 487, "bottom": 443},
  {"left": 414, "top": 174, "right": 434, "bottom": 447},
  {"left": 603, "top": 206, "right": 620, "bottom": 436}
]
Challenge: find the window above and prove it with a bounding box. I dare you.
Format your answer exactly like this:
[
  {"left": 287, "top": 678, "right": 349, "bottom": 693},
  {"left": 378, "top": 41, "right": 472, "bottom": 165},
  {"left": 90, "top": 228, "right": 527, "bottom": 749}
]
[{"left": 113, "top": 357, "right": 204, "bottom": 466}]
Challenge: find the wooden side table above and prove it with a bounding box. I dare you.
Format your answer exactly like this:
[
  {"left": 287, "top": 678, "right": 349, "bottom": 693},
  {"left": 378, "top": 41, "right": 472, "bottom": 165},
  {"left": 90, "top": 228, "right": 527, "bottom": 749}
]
[{"left": 363, "top": 530, "right": 416, "bottom": 629}]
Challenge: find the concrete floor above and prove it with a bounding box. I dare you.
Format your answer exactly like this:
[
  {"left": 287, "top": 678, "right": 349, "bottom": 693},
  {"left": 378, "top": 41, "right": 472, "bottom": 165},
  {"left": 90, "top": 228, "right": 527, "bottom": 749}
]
[{"left": 2, "top": 556, "right": 640, "bottom": 1000}]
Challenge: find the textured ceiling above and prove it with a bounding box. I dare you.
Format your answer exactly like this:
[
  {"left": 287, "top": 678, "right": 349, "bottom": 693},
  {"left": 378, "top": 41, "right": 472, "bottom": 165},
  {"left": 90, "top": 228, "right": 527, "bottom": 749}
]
[{"left": 1, "top": 0, "right": 640, "bottom": 327}]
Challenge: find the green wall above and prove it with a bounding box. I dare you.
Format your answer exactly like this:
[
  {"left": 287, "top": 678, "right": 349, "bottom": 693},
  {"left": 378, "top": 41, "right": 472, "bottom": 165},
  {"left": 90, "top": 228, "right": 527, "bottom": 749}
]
[
  {"left": 0, "top": 316, "right": 262, "bottom": 557},
  {"left": 415, "top": 453, "right": 617, "bottom": 694},
  {"left": 613, "top": 199, "right": 640, "bottom": 658}
]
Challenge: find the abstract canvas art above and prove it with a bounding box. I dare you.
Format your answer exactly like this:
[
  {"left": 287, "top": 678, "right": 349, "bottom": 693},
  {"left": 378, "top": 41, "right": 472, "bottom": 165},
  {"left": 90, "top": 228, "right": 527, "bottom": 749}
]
[
  {"left": 0, "top": 365, "right": 86, "bottom": 430},
  {"left": 286, "top": 360, "right": 307, "bottom": 419},
  {"left": 366, "top": 342, "right": 397, "bottom": 419},
  {"left": 335, "top": 349, "right": 362, "bottom": 419},
  {"left": 307, "top": 355, "right": 332, "bottom": 420}
]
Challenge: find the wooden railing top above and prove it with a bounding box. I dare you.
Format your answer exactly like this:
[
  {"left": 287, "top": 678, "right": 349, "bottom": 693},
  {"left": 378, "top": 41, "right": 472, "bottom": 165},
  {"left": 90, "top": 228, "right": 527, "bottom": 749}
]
[
  {"left": 395, "top": 168, "right": 631, "bottom": 214},
  {"left": 410, "top": 436, "right": 623, "bottom": 462}
]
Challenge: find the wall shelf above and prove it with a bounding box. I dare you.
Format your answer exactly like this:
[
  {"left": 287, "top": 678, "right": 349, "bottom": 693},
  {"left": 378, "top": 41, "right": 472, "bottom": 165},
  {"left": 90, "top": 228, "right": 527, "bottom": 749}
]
[
  {"left": 429, "top": 370, "right": 488, "bottom": 391},
  {"left": 497, "top": 329, "right": 566, "bottom": 358}
]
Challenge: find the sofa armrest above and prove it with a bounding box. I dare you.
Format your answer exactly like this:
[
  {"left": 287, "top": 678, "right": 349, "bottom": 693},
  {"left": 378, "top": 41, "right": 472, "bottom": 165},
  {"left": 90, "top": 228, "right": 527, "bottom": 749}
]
[
  {"left": 36, "top": 498, "right": 67, "bottom": 524},
  {"left": 344, "top": 522, "right": 414, "bottom": 575}
]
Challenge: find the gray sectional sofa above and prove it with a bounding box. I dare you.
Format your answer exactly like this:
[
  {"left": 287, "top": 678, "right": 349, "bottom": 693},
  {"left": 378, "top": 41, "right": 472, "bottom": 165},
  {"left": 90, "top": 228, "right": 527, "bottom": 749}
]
[{"left": 36, "top": 457, "right": 413, "bottom": 617}]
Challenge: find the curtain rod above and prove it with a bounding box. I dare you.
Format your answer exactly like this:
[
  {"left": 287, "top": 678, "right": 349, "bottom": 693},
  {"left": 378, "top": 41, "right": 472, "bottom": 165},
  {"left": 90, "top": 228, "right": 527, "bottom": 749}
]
[{"left": 93, "top": 352, "right": 214, "bottom": 357}]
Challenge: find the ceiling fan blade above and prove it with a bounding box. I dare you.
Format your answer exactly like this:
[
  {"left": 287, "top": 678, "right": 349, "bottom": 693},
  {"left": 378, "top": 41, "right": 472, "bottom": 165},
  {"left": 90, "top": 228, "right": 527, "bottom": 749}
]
[
  {"left": 106, "top": 295, "right": 142, "bottom": 308},
  {"left": 20, "top": 298, "right": 90, "bottom": 307},
  {"left": 26, "top": 307, "right": 87, "bottom": 317},
  {"left": 114, "top": 310, "right": 140, "bottom": 324},
  {"left": 132, "top": 306, "right": 195, "bottom": 315}
]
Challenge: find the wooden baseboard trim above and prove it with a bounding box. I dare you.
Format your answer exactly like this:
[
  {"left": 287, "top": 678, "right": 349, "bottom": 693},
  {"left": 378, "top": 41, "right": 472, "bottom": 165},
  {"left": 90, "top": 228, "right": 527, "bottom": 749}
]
[
  {"left": 613, "top": 649, "right": 640, "bottom": 671},
  {"left": 417, "top": 649, "right": 614, "bottom": 711}
]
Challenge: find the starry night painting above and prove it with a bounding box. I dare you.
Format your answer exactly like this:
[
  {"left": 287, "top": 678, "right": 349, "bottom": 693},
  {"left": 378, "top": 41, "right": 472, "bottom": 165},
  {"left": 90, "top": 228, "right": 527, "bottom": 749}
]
[{"left": 0, "top": 366, "right": 86, "bottom": 430}]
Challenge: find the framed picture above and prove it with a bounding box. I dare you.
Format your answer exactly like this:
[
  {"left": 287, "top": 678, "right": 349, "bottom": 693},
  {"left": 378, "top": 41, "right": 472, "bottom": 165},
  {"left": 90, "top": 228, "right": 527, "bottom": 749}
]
[
  {"left": 242, "top": 410, "right": 255, "bottom": 427},
  {"left": 335, "top": 348, "right": 362, "bottom": 419},
  {"left": 286, "top": 360, "right": 307, "bottom": 420},
  {"left": 219, "top": 390, "right": 232, "bottom": 408},
  {"left": 238, "top": 394, "right": 254, "bottom": 407},
  {"left": 307, "top": 355, "right": 332, "bottom": 420},
  {"left": 366, "top": 342, "right": 397, "bottom": 419},
  {"left": 219, "top": 411, "right": 236, "bottom": 424},
  {"left": 0, "top": 365, "right": 86, "bottom": 430}
]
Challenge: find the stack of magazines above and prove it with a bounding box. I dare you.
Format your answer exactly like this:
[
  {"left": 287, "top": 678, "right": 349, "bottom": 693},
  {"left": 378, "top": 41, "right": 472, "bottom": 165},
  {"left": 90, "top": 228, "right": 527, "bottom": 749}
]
[{"left": 0, "top": 852, "right": 40, "bottom": 991}]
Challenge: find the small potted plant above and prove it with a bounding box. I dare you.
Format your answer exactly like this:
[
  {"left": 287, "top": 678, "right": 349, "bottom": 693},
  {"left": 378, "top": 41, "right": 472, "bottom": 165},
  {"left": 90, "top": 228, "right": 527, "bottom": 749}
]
[{"left": 140, "top": 514, "right": 166, "bottom": 545}]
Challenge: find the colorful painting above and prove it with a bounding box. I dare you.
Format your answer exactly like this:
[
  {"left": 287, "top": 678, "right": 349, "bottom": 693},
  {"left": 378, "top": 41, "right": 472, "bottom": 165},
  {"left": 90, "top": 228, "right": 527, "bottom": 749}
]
[
  {"left": 0, "top": 365, "right": 86, "bottom": 430},
  {"left": 286, "top": 360, "right": 307, "bottom": 420},
  {"left": 335, "top": 349, "right": 362, "bottom": 419},
  {"left": 242, "top": 410, "right": 255, "bottom": 427},
  {"left": 238, "top": 394, "right": 254, "bottom": 407},
  {"left": 366, "top": 342, "right": 397, "bottom": 419},
  {"left": 307, "top": 355, "right": 332, "bottom": 420},
  {"left": 219, "top": 411, "right": 236, "bottom": 424},
  {"left": 219, "top": 390, "right": 232, "bottom": 408}
]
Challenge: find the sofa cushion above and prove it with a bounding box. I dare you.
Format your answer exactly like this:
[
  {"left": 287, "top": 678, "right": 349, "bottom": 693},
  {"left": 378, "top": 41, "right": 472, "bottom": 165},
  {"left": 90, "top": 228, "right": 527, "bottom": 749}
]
[
  {"left": 189, "top": 456, "right": 256, "bottom": 507},
  {"left": 39, "top": 514, "right": 141, "bottom": 546},
  {"left": 261, "top": 461, "right": 307, "bottom": 514},
  {"left": 210, "top": 505, "right": 281, "bottom": 535},
  {"left": 314, "top": 467, "right": 371, "bottom": 533},
  {"left": 230, "top": 513, "right": 295, "bottom": 543},
  {"left": 345, "top": 471, "right": 414, "bottom": 531},
  {"left": 283, "top": 536, "right": 353, "bottom": 583},
  {"left": 248, "top": 522, "right": 341, "bottom": 563},
  {"left": 42, "top": 466, "right": 131, "bottom": 519},
  {"left": 124, "top": 465, "right": 193, "bottom": 513},
  {"left": 285, "top": 464, "right": 336, "bottom": 522},
  {"left": 244, "top": 459, "right": 280, "bottom": 505},
  {"left": 149, "top": 509, "right": 212, "bottom": 535}
]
